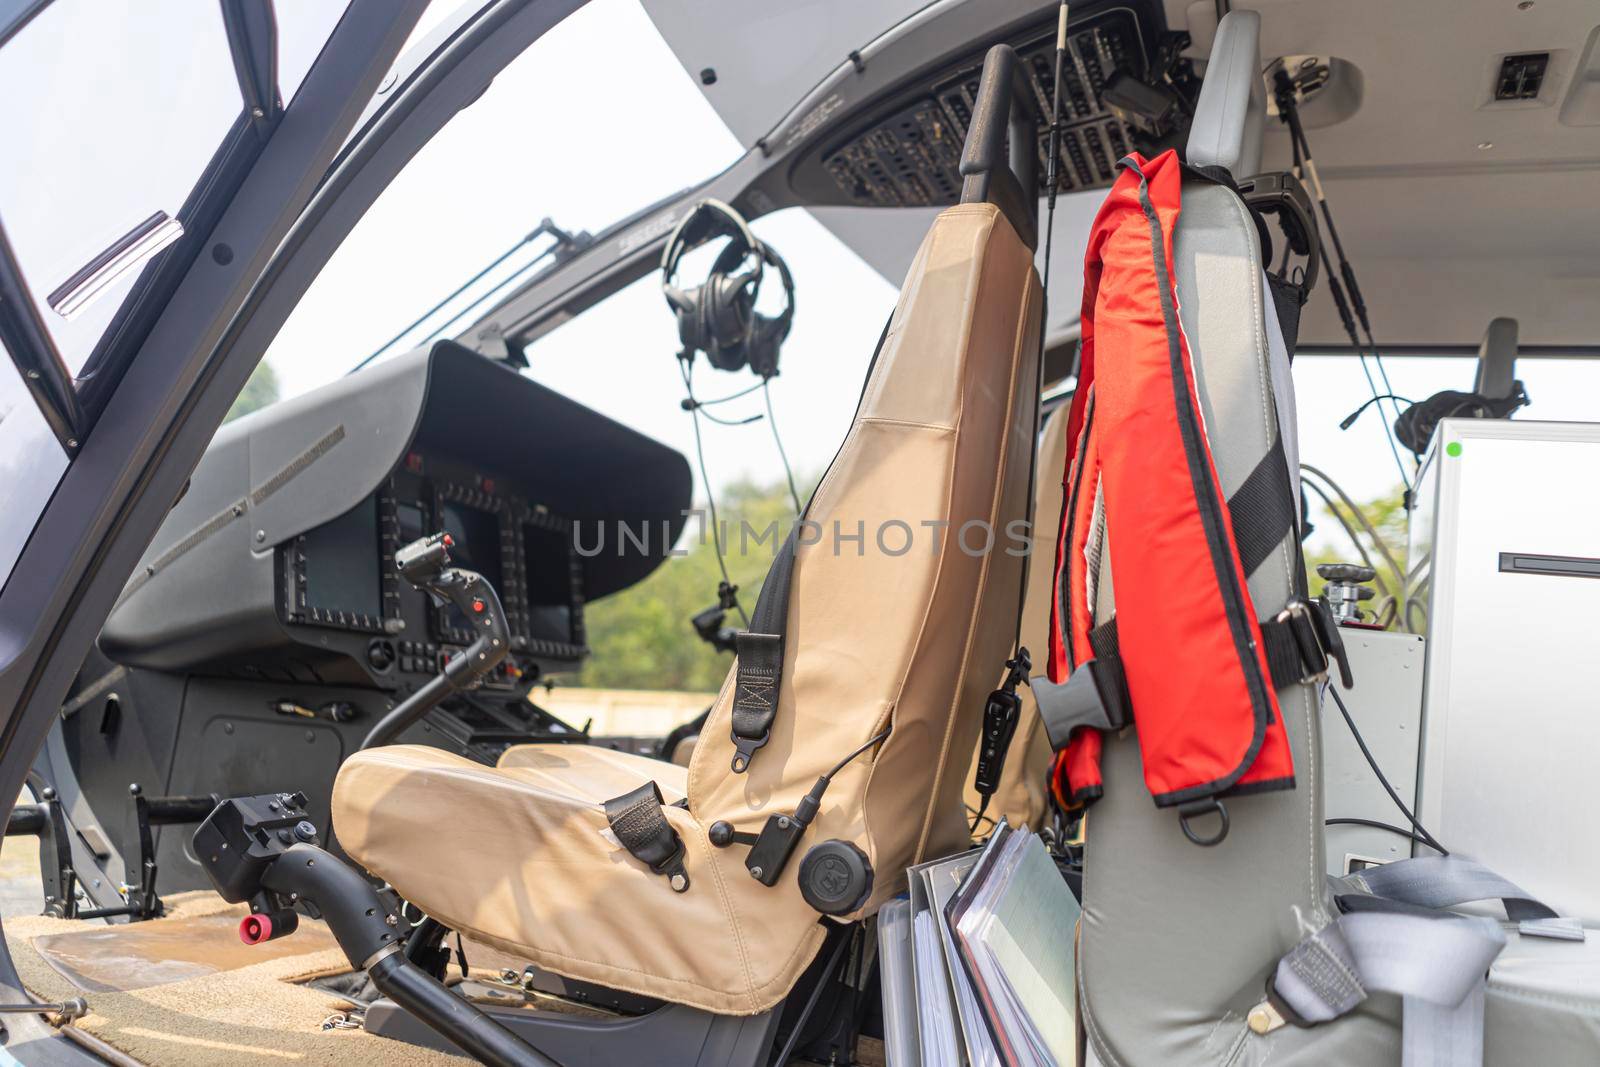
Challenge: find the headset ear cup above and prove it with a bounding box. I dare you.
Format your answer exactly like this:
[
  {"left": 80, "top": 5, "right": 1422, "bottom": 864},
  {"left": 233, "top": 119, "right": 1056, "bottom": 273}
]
[
  {"left": 703, "top": 272, "right": 755, "bottom": 371},
  {"left": 666, "top": 284, "right": 707, "bottom": 351},
  {"left": 747, "top": 315, "right": 784, "bottom": 378}
]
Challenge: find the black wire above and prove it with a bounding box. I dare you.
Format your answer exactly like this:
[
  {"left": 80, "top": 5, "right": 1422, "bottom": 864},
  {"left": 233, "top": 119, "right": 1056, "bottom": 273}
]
[
  {"left": 823, "top": 728, "right": 891, "bottom": 781},
  {"left": 1326, "top": 817, "right": 1447, "bottom": 853},
  {"left": 1339, "top": 392, "right": 1415, "bottom": 432},
  {"left": 678, "top": 356, "right": 750, "bottom": 628},
  {"left": 969, "top": 795, "right": 993, "bottom": 836},
  {"left": 769, "top": 932, "right": 852, "bottom": 1067},
  {"left": 763, "top": 379, "right": 803, "bottom": 515},
  {"left": 1325, "top": 683, "right": 1448, "bottom": 855},
  {"left": 1285, "top": 116, "right": 1412, "bottom": 491}
]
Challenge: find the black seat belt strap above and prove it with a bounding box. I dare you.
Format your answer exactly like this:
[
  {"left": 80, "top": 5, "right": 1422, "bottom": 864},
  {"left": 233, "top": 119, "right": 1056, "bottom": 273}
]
[
  {"left": 730, "top": 526, "right": 796, "bottom": 772},
  {"left": 1229, "top": 435, "right": 1297, "bottom": 579},
  {"left": 603, "top": 781, "right": 690, "bottom": 893},
  {"left": 1044, "top": 597, "right": 1352, "bottom": 757},
  {"left": 727, "top": 315, "right": 895, "bottom": 774}
]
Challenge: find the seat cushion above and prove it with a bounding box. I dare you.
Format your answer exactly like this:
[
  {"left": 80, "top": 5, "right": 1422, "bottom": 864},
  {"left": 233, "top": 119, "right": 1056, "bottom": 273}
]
[
  {"left": 1250, "top": 921, "right": 1600, "bottom": 1065},
  {"left": 334, "top": 743, "right": 822, "bottom": 1015},
  {"left": 1485, "top": 924, "right": 1600, "bottom": 1064},
  {"left": 497, "top": 742, "right": 687, "bottom": 802}
]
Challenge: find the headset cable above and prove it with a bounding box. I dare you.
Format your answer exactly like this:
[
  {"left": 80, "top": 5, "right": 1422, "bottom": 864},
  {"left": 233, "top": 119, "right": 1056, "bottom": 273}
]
[
  {"left": 762, "top": 379, "right": 804, "bottom": 516},
  {"left": 678, "top": 355, "right": 750, "bottom": 627}
]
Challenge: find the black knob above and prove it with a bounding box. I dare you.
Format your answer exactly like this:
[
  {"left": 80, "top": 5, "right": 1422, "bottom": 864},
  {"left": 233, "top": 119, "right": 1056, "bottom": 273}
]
[
  {"left": 367, "top": 640, "right": 395, "bottom": 672},
  {"left": 709, "top": 821, "right": 736, "bottom": 848},
  {"left": 798, "top": 840, "right": 873, "bottom": 916},
  {"left": 293, "top": 820, "right": 319, "bottom": 843},
  {"left": 1317, "top": 563, "right": 1376, "bottom": 583},
  {"left": 323, "top": 702, "right": 358, "bottom": 723}
]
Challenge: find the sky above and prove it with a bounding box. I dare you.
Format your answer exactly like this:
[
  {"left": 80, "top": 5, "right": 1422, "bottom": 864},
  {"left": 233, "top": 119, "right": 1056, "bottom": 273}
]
[{"left": 260, "top": 0, "right": 1600, "bottom": 562}]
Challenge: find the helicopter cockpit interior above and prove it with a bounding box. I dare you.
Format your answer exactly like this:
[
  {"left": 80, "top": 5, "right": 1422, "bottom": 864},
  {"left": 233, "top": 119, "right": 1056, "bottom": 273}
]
[{"left": 0, "top": 1, "right": 1597, "bottom": 1065}]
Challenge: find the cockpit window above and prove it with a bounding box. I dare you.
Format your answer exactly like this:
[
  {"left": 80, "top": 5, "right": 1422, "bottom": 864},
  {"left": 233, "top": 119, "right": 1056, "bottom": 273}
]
[
  {"left": 0, "top": 0, "right": 243, "bottom": 375},
  {"left": 0, "top": 339, "right": 70, "bottom": 590},
  {"left": 262, "top": 0, "right": 744, "bottom": 404}
]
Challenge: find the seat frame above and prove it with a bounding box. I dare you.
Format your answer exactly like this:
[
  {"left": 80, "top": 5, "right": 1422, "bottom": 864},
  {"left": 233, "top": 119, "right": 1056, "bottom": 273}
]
[{"left": 366, "top": 924, "right": 868, "bottom": 1067}]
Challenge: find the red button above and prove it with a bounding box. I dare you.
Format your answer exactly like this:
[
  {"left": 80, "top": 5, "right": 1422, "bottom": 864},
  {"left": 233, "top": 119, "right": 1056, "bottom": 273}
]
[
  {"left": 472, "top": 599, "right": 485, "bottom": 614},
  {"left": 442, "top": 534, "right": 454, "bottom": 547}
]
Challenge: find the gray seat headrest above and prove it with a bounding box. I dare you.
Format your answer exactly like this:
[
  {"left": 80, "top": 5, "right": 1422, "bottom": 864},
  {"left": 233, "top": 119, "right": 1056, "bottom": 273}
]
[
  {"left": 1186, "top": 10, "right": 1265, "bottom": 179},
  {"left": 1474, "top": 317, "right": 1519, "bottom": 399}
]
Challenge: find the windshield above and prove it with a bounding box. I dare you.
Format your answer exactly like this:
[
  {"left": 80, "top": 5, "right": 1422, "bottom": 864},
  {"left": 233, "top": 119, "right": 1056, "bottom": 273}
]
[
  {"left": 263, "top": 0, "right": 744, "bottom": 397},
  {"left": 260, "top": 0, "right": 896, "bottom": 492}
]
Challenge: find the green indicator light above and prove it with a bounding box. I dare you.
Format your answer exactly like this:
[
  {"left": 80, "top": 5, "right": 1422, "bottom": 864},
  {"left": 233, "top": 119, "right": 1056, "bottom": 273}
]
[{"left": 1445, "top": 441, "right": 1463, "bottom": 457}]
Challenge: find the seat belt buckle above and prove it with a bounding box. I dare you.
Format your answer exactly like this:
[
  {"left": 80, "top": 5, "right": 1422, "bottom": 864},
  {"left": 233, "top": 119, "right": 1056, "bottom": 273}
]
[
  {"left": 1035, "top": 657, "right": 1130, "bottom": 754},
  {"left": 1310, "top": 595, "right": 1355, "bottom": 689},
  {"left": 730, "top": 732, "right": 768, "bottom": 774},
  {"left": 1275, "top": 598, "right": 1330, "bottom": 686},
  {"left": 1257, "top": 973, "right": 1312, "bottom": 1032},
  {"left": 648, "top": 839, "right": 691, "bottom": 893}
]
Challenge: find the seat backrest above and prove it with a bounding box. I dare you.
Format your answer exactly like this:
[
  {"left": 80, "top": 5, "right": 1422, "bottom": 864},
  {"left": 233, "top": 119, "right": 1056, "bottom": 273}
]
[
  {"left": 688, "top": 202, "right": 1041, "bottom": 912},
  {"left": 1078, "top": 14, "right": 1398, "bottom": 1063}
]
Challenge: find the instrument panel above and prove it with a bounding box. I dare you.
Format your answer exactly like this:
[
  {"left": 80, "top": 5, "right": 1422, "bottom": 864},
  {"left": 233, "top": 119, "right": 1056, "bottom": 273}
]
[{"left": 280, "top": 448, "right": 587, "bottom": 691}]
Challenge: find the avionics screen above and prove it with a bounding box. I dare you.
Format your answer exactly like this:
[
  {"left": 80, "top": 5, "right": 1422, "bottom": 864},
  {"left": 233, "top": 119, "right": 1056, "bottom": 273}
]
[
  {"left": 396, "top": 501, "right": 426, "bottom": 546},
  {"left": 523, "top": 523, "right": 576, "bottom": 645},
  {"left": 302, "top": 497, "right": 382, "bottom": 620},
  {"left": 438, "top": 500, "right": 502, "bottom": 633}
]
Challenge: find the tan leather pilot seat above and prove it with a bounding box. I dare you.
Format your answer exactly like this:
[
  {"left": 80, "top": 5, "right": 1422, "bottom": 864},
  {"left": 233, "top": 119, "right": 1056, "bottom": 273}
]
[{"left": 333, "top": 200, "right": 1041, "bottom": 1016}]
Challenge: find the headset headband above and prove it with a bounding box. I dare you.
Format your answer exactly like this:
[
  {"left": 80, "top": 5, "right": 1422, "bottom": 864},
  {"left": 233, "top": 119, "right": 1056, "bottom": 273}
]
[{"left": 660, "top": 199, "right": 762, "bottom": 289}]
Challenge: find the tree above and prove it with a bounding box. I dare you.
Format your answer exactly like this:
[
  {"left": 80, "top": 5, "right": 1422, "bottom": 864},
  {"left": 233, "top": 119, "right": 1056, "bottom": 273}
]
[
  {"left": 577, "top": 476, "right": 806, "bottom": 691},
  {"left": 1303, "top": 481, "right": 1411, "bottom": 626},
  {"left": 225, "top": 361, "right": 281, "bottom": 423}
]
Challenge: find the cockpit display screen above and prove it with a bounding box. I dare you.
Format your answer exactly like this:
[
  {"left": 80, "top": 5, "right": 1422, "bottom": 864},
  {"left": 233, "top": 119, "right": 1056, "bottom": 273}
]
[
  {"left": 523, "top": 523, "right": 576, "bottom": 645},
  {"left": 438, "top": 500, "right": 503, "bottom": 633},
  {"left": 302, "top": 497, "right": 382, "bottom": 620}
]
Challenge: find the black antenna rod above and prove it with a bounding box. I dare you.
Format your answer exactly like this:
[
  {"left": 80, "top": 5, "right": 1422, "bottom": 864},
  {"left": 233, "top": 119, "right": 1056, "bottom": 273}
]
[
  {"left": 1274, "top": 72, "right": 1412, "bottom": 492},
  {"left": 1012, "top": 0, "right": 1070, "bottom": 656},
  {"left": 347, "top": 218, "right": 584, "bottom": 375}
]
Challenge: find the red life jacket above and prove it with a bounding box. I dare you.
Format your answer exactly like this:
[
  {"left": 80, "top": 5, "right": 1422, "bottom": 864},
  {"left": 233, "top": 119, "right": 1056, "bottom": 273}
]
[{"left": 1046, "top": 149, "right": 1296, "bottom": 815}]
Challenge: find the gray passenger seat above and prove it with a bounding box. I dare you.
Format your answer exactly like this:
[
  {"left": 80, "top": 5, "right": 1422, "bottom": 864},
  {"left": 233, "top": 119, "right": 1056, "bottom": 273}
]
[{"left": 1078, "top": 12, "right": 1600, "bottom": 1066}]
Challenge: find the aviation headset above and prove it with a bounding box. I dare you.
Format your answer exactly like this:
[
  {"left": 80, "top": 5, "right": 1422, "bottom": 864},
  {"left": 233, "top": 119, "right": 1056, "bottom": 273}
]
[{"left": 660, "top": 199, "right": 795, "bottom": 379}]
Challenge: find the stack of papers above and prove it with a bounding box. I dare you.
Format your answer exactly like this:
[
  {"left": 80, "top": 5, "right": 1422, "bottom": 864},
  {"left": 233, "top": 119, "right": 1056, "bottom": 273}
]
[{"left": 878, "top": 822, "right": 1081, "bottom": 1067}]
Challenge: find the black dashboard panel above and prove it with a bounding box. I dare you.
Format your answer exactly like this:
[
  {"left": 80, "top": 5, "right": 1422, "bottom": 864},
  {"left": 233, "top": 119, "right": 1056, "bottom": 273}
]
[
  {"left": 100, "top": 341, "right": 691, "bottom": 690},
  {"left": 279, "top": 449, "right": 590, "bottom": 693}
]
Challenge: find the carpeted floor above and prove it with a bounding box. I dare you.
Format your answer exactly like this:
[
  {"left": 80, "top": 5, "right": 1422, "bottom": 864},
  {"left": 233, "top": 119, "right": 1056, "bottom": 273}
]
[{"left": 4, "top": 891, "right": 470, "bottom": 1066}]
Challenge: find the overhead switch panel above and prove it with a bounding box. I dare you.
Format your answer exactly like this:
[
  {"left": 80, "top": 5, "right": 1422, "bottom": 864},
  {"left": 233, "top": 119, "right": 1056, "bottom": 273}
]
[{"left": 1495, "top": 52, "right": 1549, "bottom": 101}]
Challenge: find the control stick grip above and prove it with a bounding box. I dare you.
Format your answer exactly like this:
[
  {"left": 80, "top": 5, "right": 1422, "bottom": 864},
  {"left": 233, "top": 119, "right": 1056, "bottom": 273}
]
[{"left": 360, "top": 533, "right": 510, "bottom": 752}]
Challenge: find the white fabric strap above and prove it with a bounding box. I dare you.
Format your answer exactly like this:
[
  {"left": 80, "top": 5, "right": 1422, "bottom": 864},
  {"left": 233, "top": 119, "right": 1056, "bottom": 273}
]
[
  {"left": 1273, "top": 910, "right": 1506, "bottom": 1067},
  {"left": 1336, "top": 855, "right": 1557, "bottom": 923}
]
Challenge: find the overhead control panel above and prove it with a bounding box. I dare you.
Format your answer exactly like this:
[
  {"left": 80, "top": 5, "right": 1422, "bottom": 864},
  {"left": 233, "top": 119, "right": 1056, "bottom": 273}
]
[{"left": 800, "top": 4, "right": 1188, "bottom": 208}]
